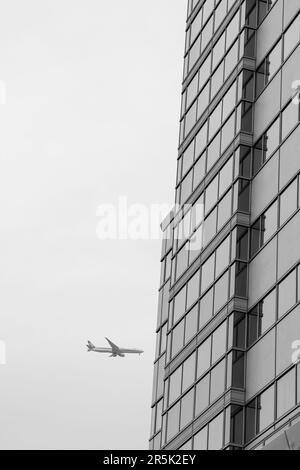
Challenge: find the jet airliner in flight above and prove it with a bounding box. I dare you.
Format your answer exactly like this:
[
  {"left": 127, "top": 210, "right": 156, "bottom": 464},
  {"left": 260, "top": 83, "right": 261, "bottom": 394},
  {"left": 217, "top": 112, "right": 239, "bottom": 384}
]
[{"left": 86, "top": 337, "right": 143, "bottom": 357}]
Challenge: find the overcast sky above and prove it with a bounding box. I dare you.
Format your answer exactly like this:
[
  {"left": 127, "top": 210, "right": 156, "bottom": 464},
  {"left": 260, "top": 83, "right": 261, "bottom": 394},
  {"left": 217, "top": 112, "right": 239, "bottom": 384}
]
[{"left": 0, "top": 0, "right": 186, "bottom": 449}]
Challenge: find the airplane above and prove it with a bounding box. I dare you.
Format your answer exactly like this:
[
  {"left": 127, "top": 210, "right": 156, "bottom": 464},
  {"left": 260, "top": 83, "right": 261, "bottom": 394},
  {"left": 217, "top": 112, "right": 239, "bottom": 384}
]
[{"left": 86, "top": 337, "right": 144, "bottom": 357}]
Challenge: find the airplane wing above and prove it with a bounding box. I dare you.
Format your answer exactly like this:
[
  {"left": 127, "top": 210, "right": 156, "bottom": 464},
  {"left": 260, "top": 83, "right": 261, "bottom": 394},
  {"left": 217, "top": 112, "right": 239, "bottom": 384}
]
[{"left": 105, "top": 337, "right": 121, "bottom": 354}]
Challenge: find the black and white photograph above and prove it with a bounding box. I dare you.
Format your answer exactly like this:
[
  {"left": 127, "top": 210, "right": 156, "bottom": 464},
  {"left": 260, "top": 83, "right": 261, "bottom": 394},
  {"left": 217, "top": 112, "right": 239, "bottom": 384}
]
[{"left": 1, "top": 0, "right": 300, "bottom": 455}]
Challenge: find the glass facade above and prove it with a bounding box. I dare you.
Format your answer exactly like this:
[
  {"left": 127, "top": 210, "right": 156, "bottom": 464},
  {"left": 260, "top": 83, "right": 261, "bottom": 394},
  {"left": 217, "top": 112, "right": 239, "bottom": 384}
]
[{"left": 150, "top": 0, "right": 300, "bottom": 450}]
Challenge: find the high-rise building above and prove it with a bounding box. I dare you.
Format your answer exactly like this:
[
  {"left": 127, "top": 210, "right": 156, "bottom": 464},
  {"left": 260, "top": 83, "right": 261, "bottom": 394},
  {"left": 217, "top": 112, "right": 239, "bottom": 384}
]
[{"left": 150, "top": 0, "right": 300, "bottom": 450}]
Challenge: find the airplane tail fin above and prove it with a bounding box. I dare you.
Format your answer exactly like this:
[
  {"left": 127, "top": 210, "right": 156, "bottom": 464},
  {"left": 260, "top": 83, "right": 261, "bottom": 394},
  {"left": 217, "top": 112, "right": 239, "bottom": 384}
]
[{"left": 87, "top": 340, "right": 95, "bottom": 351}]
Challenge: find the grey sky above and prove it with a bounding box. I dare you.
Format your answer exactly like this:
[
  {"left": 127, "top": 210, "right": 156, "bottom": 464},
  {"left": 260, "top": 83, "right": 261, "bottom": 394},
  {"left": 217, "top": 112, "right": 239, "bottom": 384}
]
[{"left": 0, "top": 0, "right": 186, "bottom": 449}]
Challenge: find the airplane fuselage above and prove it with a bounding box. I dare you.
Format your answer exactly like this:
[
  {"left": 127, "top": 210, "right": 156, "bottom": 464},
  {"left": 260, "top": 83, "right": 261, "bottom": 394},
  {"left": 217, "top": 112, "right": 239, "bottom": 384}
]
[{"left": 87, "top": 338, "right": 143, "bottom": 357}]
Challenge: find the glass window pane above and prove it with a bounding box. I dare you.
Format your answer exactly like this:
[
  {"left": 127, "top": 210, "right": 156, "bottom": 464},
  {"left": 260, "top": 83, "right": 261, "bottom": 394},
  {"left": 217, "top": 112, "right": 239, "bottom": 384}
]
[
  {"left": 190, "top": 9, "right": 202, "bottom": 45},
  {"left": 261, "top": 201, "right": 278, "bottom": 245},
  {"left": 195, "top": 122, "right": 208, "bottom": 158},
  {"left": 221, "top": 113, "right": 235, "bottom": 153},
  {"left": 199, "top": 286, "right": 214, "bottom": 327},
  {"left": 219, "top": 157, "right": 233, "bottom": 197},
  {"left": 257, "top": 385, "right": 274, "bottom": 432},
  {"left": 180, "top": 388, "right": 194, "bottom": 429},
  {"left": 224, "top": 40, "right": 238, "bottom": 79},
  {"left": 186, "top": 270, "right": 200, "bottom": 309},
  {"left": 280, "top": 179, "right": 298, "bottom": 226},
  {"left": 282, "top": 101, "right": 299, "bottom": 141},
  {"left": 193, "top": 425, "right": 208, "bottom": 449},
  {"left": 182, "top": 352, "right": 196, "bottom": 392},
  {"left": 202, "top": 0, "right": 214, "bottom": 24},
  {"left": 211, "top": 62, "right": 224, "bottom": 99},
  {"left": 169, "top": 366, "right": 182, "bottom": 405},
  {"left": 202, "top": 207, "right": 217, "bottom": 246},
  {"left": 185, "top": 305, "right": 199, "bottom": 344},
  {"left": 264, "top": 117, "right": 280, "bottom": 161},
  {"left": 189, "top": 226, "right": 203, "bottom": 263},
  {"left": 197, "top": 81, "right": 210, "bottom": 119},
  {"left": 197, "top": 337, "right": 211, "bottom": 378},
  {"left": 248, "top": 308, "right": 258, "bottom": 346},
  {"left": 226, "top": 11, "right": 239, "bottom": 49},
  {"left": 213, "top": 32, "right": 226, "bottom": 69},
  {"left": 182, "top": 140, "right": 194, "bottom": 176},
  {"left": 201, "top": 16, "right": 214, "bottom": 52},
  {"left": 185, "top": 101, "right": 197, "bottom": 137},
  {"left": 193, "top": 152, "right": 206, "bottom": 189},
  {"left": 209, "top": 102, "right": 222, "bottom": 140},
  {"left": 253, "top": 137, "right": 264, "bottom": 175},
  {"left": 195, "top": 374, "right": 210, "bottom": 416},
  {"left": 173, "top": 287, "right": 186, "bottom": 324},
  {"left": 215, "top": 0, "right": 227, "bottom": 31},
  {"left": 186, "top": 74, "right": 199, "bottom": 109},
  {"left": 199, "top": 53, "right": 211, "bottom": 90},
  {"left": 215, "top": 236, "right": 230, "bottom": 277},
  {"left": 167, "top": 402, "right": 180, "bottom": 442},
  {"left": 191, "top": 194, "right": 205, "bottom": 230},
  {"left": 214, "top": 270, "right": 229, "bottom": 314},
  {"left": 278, "top": 269, "right": 297, "bottom": 319},
  {"left": 155, "top": 399, "right": 163, "bottom": 434},
  {"left": 210, "top": 358, "right": 226, "bottom": 402},
  {"left": 277, "top": 369, "right": 296, "bottom": 418},
  {"left": 266, "top": 41, "right": 282, "bottom": 83},
  {"left": 180, "top": 170, "right": 193, "bottom": 204},
  {"left": 284, "top": 15, "right": 300, "bottom": 60},
  {"left": 208, "top": 412, "right": 224, "bottom": 449},
  {"left": 258, "top": 289, "right": 276, "bottom": 336},
  {"left": 212, "top": 321, "right": 227, "bottom": 364},
  {"left": 171, "top": 319, "right": 185, "bottom": 358},
  {"left": 201, "top": 253, "right": 215, "bottom": 292},
  {"left": 160, "top": 323, "right": 167, "bottom": 355},
  {"left": 251, "top": 219, "right": 260, "bottom": 256},
  {"left": 217, "top": 190, "right": 232, "bottom": 231},
  {"left": 156, "top": 354, "right": 165, "bottom": 398},
  {"left": 245, "top": 400, "right": 256, "bottom": 443},
  {"left": 256, "top": 61, "right": 266, "bottom": 96},
  {"left": 207, "top": 132, "right": 221, "bottom": 172},
  {"left": 189, "top": 36, "right": 201, "bottom": 71}
]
